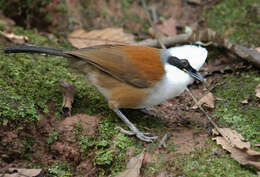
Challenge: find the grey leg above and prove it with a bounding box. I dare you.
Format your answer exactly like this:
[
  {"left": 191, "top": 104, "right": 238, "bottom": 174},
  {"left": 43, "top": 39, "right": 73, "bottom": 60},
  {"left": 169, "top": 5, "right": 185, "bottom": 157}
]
[{"left": 113, "top": 109, "right": 158, "bottom": 142}]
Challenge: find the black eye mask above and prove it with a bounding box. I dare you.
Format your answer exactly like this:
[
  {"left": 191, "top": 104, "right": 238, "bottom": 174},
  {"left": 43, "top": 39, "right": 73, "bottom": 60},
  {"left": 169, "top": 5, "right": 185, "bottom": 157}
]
[{"left": 167, "top": 56, "right": 204, "bottom": 82}]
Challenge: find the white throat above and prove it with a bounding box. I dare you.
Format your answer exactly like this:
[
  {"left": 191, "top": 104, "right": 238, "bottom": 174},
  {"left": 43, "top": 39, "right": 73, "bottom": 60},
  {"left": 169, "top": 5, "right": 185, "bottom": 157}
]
[{"left": 139, "top": 45, "right": 207, "bottom": 108}]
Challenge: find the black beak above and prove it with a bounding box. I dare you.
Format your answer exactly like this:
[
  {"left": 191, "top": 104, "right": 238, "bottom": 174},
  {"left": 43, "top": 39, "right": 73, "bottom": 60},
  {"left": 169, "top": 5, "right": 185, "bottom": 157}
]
[{"left": 188, "top": 70, "right": 205, "bottom": 82}]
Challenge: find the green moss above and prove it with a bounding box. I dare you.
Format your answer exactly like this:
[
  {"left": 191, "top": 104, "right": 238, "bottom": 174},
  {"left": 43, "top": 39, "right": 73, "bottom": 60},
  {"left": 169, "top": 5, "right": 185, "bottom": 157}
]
[
  {"left": 204, "top": 0, "right": 260, "bottom": 47},
  {"left": 47, "top": 131, "right": 59, "bottom": 144},
  {"left": 213, "top": 70, "right": 260, "bottom": 146},
  {"left": 69, "top": 111, "right": 145, "bottom": 176},
  {"left": 73, "top": 110, "right": 159, "bottom": 176},
  {"left": 48, "top": 163, "right": 72, "bottom": 177},
  {"left": 0, "top": 27, "right": 102, "bottom": 126},
  {"left": 174, "top": 141, "right": 257, "bottom": 177},
  {"left": 142, "top": 141, "right": 257, "bottom": 177},
  {"left": 94, "top": 114, "right": 140, "bottom": 176}
]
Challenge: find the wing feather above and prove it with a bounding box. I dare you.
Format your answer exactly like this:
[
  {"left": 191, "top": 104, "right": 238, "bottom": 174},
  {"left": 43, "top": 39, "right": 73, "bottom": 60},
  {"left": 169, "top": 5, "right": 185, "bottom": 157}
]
[{"left": 65, "top": 45, "right": 165, "bottom": 88}]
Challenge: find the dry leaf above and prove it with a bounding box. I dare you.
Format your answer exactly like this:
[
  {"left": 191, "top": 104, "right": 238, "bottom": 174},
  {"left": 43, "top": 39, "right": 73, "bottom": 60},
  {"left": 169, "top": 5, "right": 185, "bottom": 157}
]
[
  {"left": 216, "top": 97, "right": 224, "bottom": 101},
  {"left": 241, "top": 95, "right": 250, "bottom": 104},
  {"left": 255, "top": 47, "right": 260, "bottom": 53},
  {"left": 149, "top": 17, "right": 176, "bottom": 38},
  {"left": 59, "top": 80, "right": 75, "bottom": 117},
  {"left": 0, "top": 168, "right": 43, "bottom": 177},
  {"left": 192, "top": 92, "right": 215, "bottom": 109},
  {"left": 0, "top": 31, "right": 28, "bottom": 44},
  {"left": 214, "top": 128, "right": 250, "bottom": 149},
  {"left": 68, "top": 28, "right": 135, "bottom": 48},
  {"left": 212, "top": 128, "right": 220, "bottom": 136},
  {"left": 213, "top": 128, "right": 260, "bottom": 170},
  {"left": 115, "top": 151, "right": 145, "bottom": 177},
  {"left": 255, "top": 83, "right": 260, "bottom": 99}
]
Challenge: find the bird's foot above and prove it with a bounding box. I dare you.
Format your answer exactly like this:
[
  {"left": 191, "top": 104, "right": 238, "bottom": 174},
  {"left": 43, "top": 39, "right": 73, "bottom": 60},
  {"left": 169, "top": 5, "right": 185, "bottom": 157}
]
[{"left": 115, "top": 126, "right": 158, "bottom": 142}]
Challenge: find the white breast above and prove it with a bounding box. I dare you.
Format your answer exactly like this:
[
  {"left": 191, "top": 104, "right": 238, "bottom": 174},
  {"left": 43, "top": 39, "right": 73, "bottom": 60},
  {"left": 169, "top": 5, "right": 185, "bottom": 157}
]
[
  {"left": 139, "top": 45, "right": 207, "bottom": 108},
  {"left": 139, "top": 64, "right": 192, "bottom": 107}
]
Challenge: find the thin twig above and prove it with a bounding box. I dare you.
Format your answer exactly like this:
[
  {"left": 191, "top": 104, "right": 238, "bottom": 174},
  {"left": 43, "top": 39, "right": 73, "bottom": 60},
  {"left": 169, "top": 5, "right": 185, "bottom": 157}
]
[
  {"left": 136, "top": 33, "right": 191, "bottom": 47},
  {"left": 158, "top": 133, "right": 169, "bottom": 149},
  {"left": 140, "top": 0, "right": 166, "bottom": 49},
  {"left": 185, "top": 88, "right": 233, "bottom": 146}
]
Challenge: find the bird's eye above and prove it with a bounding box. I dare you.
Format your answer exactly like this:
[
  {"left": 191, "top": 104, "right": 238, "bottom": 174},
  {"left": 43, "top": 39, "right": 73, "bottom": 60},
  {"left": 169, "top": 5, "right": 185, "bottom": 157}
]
[{"left": 180, "top": 59, "right": 189, "bottom": 67}]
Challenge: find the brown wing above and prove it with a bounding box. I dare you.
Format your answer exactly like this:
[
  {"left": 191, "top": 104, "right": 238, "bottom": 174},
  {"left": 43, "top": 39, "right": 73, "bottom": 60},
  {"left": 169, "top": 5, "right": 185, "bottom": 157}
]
[{"left": 65, "top": 45, "right": 165, "bottom": 88}]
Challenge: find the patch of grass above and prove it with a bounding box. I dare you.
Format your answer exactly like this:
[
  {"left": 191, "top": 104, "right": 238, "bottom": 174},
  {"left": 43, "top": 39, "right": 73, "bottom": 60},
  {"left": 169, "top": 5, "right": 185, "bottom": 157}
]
[
  {"left": 47, "top": 131, "right": 59, "bottom": 144},
  {"left": 78, "top": 135, "right": 93, "bottom": 153},
  {"left": 204, "top": 0, "right": 260, "bottom": 47},
  {"left": 173, "top": 141, "right": 257, "bottom": 177},
  {"left": 48, "top": 163, "right": 72, "bottom": 177},
  {"left": 87, "top": 110, "right": 166, "bottom": 176},
  {"left": 0, "top": 27, "right": 104, "bottom": 127},
  {"left": 93, "top": 113, "right": 139, "bottom": 176},
  {"left": 142, "top": 141, "right": 257, "bottom": 177},
  {"left": 213, "top": 70, "right": 260, "bottom": 146},
  {"left": 72, "top": 111, "right": 156, "bottom": 176}
]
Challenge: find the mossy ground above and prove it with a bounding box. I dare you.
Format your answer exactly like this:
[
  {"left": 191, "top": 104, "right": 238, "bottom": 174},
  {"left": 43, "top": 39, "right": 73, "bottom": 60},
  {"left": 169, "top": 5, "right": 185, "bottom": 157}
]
[
  {"left": 213, "top": 71, "right": 260, "bottom": 147},
  {"left": 142, "top": 141, "right": 257, "bottom": 177},
  {"left": 0, "top": 27, "right": 92, "bottom": 126},
  {"left": 0, "top": 0, "right": 260, "bottom": 176},
  {"left": 204, "top": 0, "right": 260, "bottom": 47}
]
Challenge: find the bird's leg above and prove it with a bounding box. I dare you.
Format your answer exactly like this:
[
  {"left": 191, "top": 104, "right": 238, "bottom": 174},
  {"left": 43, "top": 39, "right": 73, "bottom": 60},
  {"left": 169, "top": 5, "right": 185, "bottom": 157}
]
[
  {"left": 113, "top": 109, "right": 158, "bottom": 142},
  {"left": 140, "top": 107, "right": 164, "bottom": 119}
]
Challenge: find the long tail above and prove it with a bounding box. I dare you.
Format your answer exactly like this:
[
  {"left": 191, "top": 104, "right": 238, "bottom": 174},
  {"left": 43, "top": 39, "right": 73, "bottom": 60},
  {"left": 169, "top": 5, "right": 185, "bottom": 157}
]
[{"left": 2, "top": 45, "right": 71, "bottom": 58}]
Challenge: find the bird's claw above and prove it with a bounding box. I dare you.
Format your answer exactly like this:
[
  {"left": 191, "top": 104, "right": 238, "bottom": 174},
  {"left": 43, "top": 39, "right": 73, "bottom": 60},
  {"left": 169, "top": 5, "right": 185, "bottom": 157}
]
[
  {"left": 115, "top": 126, "right": 158, "bottom": 142},
  {"left": 136, "top": 132, "right": 158, "bottom": 142}
]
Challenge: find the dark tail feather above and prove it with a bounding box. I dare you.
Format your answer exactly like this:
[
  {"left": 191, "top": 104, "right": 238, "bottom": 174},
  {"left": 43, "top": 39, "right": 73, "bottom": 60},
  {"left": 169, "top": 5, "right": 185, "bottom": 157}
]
[{"left": 3, "top": 45, "right": 71, "bottom": 58}]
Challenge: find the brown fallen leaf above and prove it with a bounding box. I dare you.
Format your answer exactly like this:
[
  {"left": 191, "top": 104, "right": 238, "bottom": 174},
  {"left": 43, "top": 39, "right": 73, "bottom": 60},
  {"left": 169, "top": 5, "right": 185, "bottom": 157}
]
[
  {"left": 192, "top": 92, "right": 215, "bottom": 109},
  {"left": 241, "top": 95, "right": 250, "bottom": 104},
  {"left": 0, "top": 168, "right": 43, "bottom": 177},
  {"left": 213, "top": 128, "right": 260, "bottom": 170},
  {"left": 59, "top": 80, "right": 75, "bottom": 117},
  {"left": 255, "top": 83, "right": 260, "bottom": 99},
  {"left": 255, "top": 47, "right": 260, "bottom": 53},
  {"left": 149, "top": 17, "right": 177, "bottom": 38},
  {"left": 0, "top": 31, "right": 28, "bottom": 44},
  {"left": 115, "top": 150, "right": 145, "bottom": 177},
  {"left": 68, "top": 28, "right": 135, "bottom": 48},
  {"left": 216, "top": 97, "right": 224, "bottom": 101}
]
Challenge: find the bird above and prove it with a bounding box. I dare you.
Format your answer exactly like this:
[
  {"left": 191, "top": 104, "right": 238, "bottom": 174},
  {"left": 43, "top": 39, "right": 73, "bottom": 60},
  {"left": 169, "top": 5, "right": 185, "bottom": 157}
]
[{"left": 3, "top": 44, "right": 207, "bottom": 142}]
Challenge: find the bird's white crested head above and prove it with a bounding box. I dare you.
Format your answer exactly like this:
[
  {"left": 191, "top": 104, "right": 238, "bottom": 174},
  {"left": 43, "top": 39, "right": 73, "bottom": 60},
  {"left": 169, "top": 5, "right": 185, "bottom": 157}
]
[{"left": 167, "top": 45, "right": 207, "bottom": 70}]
